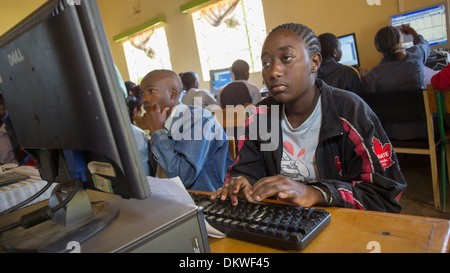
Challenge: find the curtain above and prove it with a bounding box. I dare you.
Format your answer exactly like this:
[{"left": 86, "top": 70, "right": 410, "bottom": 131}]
[
  {"left": 200, "top": 0, "right": 240, "bottom": 27},
  {"left": 128, "top": 28, "right": 156, "bottom": 59}
]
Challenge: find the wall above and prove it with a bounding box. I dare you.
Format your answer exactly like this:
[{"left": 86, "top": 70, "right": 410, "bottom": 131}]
[
  {"left": 0, "top": 0, "right": 47, "bottom": 35},
  {"left": 0, "top": 0, "right": 445, "bottom": 90}
]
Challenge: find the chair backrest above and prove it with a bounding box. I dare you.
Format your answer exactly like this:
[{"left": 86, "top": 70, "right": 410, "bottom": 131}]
[
  {"left": 360, "top": 89, "right": 434, "bottom": 151},
  {"left": 426, "top": 84, "right": 450, "bottom": 115},
  {"left": 359, "top": 90, "right": 426, "bottom": 124}
]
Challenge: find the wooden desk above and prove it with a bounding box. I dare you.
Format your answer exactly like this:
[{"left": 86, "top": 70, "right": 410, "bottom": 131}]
[{"left": 208, "top": 207, "right": 450, "bottom": 253}]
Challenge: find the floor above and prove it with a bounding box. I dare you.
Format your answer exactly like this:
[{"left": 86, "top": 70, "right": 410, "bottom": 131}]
[{"left": 397, "top": 153, "right": 450, "bottom": 220}]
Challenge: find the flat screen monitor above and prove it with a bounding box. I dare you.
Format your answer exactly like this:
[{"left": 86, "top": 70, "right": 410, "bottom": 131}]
[
  {"left": 337, "top": 33, "right": 360, "bottom": 68},
  {"left": 390, "top": 1, "right": 450, "bottom": 50},
  {"left": 209, "top": 68, "right": 233, "bottom": 94},
  {"left": 0, "top": 0, "right": 150, "bottom": 252}
]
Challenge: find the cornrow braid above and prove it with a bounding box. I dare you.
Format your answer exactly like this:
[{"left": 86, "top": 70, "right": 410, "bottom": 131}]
[{"left": 268, "top": 23, "right": 321, "bottom": 57}]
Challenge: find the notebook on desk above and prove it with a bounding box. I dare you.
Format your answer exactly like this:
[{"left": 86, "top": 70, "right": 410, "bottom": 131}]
[{"left": 0, "top": 172, "right": 30, "bottom": 188}]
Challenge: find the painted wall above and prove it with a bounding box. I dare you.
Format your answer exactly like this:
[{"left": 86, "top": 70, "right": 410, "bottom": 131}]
[{"left": 0, "top": 0, "right": 446, "bottom": 90}]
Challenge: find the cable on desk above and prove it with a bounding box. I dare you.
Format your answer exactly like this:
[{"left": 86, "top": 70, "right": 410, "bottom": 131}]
[
  {"left": 0, "top": 150, "right": 60, "bottom": 217},
  {"left": 0, "top": 177, "right": 57, "bottom": 217},
  {"left": 0, "top": 178, "right": 81, "bottom": 235},
  {"left": 0, "top": 222, "right": 21, "bottom": 235}
]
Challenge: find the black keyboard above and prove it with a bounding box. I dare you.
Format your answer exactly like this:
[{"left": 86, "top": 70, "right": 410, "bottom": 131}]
[{"left": 190, "top": 192, "right": 331, "bottom": 251}]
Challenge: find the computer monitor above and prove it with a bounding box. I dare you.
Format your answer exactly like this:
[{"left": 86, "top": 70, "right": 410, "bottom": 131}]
[
  {"left": 390, "top": 1, "right": 450, "bottom": 50},
  {"left": 209, "top": 68, "right": 233, "bottom": 94},
  {"left": 337, "top": 33, "right": 360, "bottom": 68},
  {"left": 0, "top": 0, "right": 151, "bottom": 252}
]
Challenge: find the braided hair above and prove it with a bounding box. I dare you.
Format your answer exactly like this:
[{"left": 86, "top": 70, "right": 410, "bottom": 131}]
[
  {"left": 268, "top": 23, "right": 321, "bottom": 57},
  {"left": 374, "top": 26, "right": 402, "bottom": 59}
]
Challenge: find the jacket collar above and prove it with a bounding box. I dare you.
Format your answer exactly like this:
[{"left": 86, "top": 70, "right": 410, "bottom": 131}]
[{"left": 315, "top": 79, "right": 345, "bottom": 142}]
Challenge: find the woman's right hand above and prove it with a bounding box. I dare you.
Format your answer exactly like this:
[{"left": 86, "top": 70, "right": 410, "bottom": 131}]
[
  {"left": 401, "top": 24, "right": 417, "bottom": 37},
  {"left": 211, "top": 176, "right": 253, "bottom": 206}
]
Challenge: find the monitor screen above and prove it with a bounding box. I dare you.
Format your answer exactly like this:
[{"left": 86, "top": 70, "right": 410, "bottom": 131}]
[
  {"left": 337, "top": 33, "right": 360, "bottom": 67},
  {"left": 390, "top": 2, "right": 450, "bottom": 49},
  {"left": 209, "top": 68, "right": 233, "bottom": 94},
  {"left": 0, "top": 0, "right": 150, "bottom": 252}
]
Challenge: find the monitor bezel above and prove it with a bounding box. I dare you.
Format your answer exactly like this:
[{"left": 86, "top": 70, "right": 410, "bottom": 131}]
[
  {"left": 209, "top": 68, "right": 233, "bottom": 94},
  {"left": 389, "top": 1, "right": 450, "bottom": 50}
]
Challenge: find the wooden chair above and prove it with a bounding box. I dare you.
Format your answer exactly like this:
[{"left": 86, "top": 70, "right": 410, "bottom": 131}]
[
  {"left": 211, "top": 104, "right": 254, "bottom": 151},
  {"left": 360, "top": 90, "right": 441, "bottom": 209},
  {"left": 426, "top": 85, "right": 450, "bottom": 213},
  {"left": 228, "top": 136, "right": 236, "bottom": 160}
]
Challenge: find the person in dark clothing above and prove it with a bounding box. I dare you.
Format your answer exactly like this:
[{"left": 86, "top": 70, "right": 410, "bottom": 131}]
[
  {"left": 362, "top": 25, "right": 430, "bottom": 93},
  {"left": 317, "top": 33, "right": 362, "bottom": 94},
  {"left": 211, "top": 23, "right": 406, "bottom": 213},
  {"left": 217, "top": 59, "right": 261, "bottom": 107},
  {"left": 362, "top": 25, "right": 431, "bottom": 141}
]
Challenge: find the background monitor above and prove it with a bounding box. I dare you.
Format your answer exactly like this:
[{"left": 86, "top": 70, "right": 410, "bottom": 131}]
[
  {"left": 0, "top": 0, "right": 150, "bottom": 252},
  {"left": 209, "top": 68, "right": 233, "bottom": 94},
  {"left": 390, "top": 1, "right": 450, "bottom": 50},
  {"left": 337, "top": 33, "right": 361, "bottom": 68}
]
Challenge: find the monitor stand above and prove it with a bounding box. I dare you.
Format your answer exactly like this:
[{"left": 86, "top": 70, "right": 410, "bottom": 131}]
[{"left": 1, "top": 180, "right": 119, "bottom": 253}]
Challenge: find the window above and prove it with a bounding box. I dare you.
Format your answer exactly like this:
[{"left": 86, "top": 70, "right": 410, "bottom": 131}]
[
  {"left": 122, "top": 26, "right": 172, "bottom": 83},
  {"left": 192, "top": 0, "right": 266, "bottom": 81}
]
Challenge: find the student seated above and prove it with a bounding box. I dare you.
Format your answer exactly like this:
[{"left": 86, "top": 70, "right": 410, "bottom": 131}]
[
  {"left": 141, "top": 69, "right": 234, "bottom": 192},
  {"left": 217, "top": 59, "right": 262, "bottom": 107},
  {"left": 211, "top": 23, "right": 407, "bottom": 213},
  {"left": 181, "top": 71, "right": 217, "bottom": 109},
  {"left": 362, "top": 24, "right": 431, "bottom": 141},
  {"left": 317, "top": 33, "right": 362, "bottom": 94},
  {"left": 362, "top": 24, "right": 430, "bottom": 93}
]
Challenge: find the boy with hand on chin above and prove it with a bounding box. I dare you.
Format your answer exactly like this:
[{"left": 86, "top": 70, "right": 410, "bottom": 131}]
[{"left": 141, "top": 69, "right": 233, "bottom": 192}]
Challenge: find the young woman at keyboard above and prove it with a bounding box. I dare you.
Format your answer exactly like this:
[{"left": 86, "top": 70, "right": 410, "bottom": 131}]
[{"left": 211, "top": 23, "right": 407, "bottom": 213}]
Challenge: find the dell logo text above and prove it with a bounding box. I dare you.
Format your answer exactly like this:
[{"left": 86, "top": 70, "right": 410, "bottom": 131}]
[{"left": 7, "top": 49, "right": 25, "bottom": 67}]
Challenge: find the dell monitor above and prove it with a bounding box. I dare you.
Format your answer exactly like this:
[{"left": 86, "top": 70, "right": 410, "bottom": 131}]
[
  {"left": 0, "top": 0, "right": 151, "bottom": 252},
  {"left": 337, "top": 33, "right": 361, "bottom": 68},
  {"left": 390, "top": 1, "right": 450, "bottom": 50},
  {"left": 209, "top": 68, "right": 233, "bottom": 94}
]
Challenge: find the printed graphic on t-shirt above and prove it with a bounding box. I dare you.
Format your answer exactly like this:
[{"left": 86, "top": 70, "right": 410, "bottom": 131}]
[{"left": 281, "top": 140, "right": 311, "bottom": 182}]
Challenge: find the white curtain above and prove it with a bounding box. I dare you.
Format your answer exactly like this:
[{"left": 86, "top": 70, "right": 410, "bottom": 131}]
[
  {"left": 128, "top": 28, "right": 156, "bottom": 58},
  {"left": 200, "top": 0, "right": 240, "bottom": 27}
]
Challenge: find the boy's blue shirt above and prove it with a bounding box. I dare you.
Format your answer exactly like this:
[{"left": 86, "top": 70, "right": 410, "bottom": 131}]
[{"left": 150, "top": 104, "right": 233, "bottom": 192}]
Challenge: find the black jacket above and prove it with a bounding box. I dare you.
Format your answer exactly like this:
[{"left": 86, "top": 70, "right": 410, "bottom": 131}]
[
  {"left": 318, "top": 58, "right": 362, "bottom": 94},
  {"left": 227, "top": 80, "right": 406, "bottom": 213}
]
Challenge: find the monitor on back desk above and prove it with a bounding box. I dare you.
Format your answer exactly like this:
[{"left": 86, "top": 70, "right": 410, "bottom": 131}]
[
  {"left": 337, "top": 33, "right": 360, "bottom": 68},
  {"left": 390, "top": 1, "right": 450, "bottom": 50}
]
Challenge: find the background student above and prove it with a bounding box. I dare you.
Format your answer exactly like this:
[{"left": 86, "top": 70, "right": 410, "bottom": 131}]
[
  {"left": 141, "top": 69, "right": 233, "bottom": 192},
  {"left": 361, "top": 24, "right": 431, "bottom": 141},
  {"left": 217, "top": 59, "right": 262, "bottom": 107},
  {"left": 362, "top": 24, "right": 430, "bottom": 93},
  {"left": 181, "top": 71, "right": 218, "bottom": 109},
  {"left": 317, "top": 33, "right": 362, "bottom": 94}
]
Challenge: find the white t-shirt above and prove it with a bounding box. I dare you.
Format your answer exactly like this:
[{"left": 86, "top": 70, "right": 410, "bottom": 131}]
[{"left": 280, "top": 97, "right": 322, "bottom": 183}]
